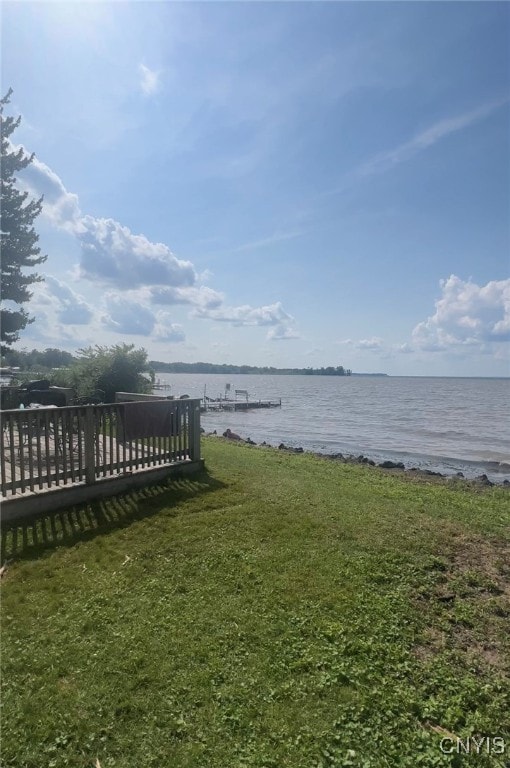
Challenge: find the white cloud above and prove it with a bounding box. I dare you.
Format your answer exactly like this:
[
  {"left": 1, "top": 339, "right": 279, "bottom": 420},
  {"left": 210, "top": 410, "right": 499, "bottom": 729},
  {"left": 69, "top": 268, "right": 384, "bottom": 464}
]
[
  {"left": 150, "top": 285, "right": 224, "bottom": 309},
  {"left": 45, "top": 275, "right": 93, "bottom": 325},
  {"left": 267, "top": 324, "right": 300, "bottom": 341},
  {"left": 339, "top": 337, "right": 384, "bottom": 350},
  {"left": 412, "top": 275, "right": 510, "bottom": 352},
  {"left": 29, "top": 275, "right": 93, "bottom": 326},
  {"left": 101, "top": 292, "right": 156, "bottom": 336},
  {"left": 99, "top": 292, "right": 184, "bottom": 341},
  {"left": 20, "top": 279, "right": 96, "bottom": 349},
  {"left": 16, "top": 149, "right": 81, "bottom": 231},
  {"left": 194, "top": 300, "right": 298, "bottom": 340},
  {"left": 139, "top": 63, "right": 161, "bottom": 96},
  {"left": 356, "top": 337, "right": 384, "bottom": 350},
  {"left": 194, "top": 301, "right": 290, "bottom": 327},
  {"left": 396, "top": 343, "right": 414, "bottom": 354},
  {"left": 19, "top": 157, "right": 197, "bottom": 290},
  {"left": 153, "top": 312, "right": 185, "bottom": 343},
  {"left": 77, "top": 216, "right": 197, "bottom": 289},
  {"left": 17, "top": 152, "right": 300, "bottom": 344}
]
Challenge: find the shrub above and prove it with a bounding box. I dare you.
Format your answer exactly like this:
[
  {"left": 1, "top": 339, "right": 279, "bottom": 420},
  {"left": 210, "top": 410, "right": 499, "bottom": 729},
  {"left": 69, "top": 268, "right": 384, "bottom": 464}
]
[{"left": 51, "top": 344, "right": 154, "bottom": 402}]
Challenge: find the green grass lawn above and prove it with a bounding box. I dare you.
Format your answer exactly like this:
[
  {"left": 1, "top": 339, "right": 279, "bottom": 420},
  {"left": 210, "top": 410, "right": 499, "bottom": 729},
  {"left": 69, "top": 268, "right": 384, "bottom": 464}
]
[{"left": 2, "top": 438, "right": 509, "bottom": 768}]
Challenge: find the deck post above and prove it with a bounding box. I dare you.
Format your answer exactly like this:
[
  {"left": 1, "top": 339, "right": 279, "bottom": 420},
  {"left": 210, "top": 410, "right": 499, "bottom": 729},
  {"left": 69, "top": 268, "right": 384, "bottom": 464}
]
[
  {"left": 190, "top": 400, "right": 201, "bottom": 461},
  {"left": 84, "top": 406, "right": 96, "bottom": 485}
]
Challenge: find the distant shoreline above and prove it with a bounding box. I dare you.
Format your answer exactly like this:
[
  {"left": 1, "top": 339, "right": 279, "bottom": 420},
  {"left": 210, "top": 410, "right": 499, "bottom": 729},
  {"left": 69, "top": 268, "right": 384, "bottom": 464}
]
[{"left": 150, "top": 361, "right": 388, "bottom": 376}]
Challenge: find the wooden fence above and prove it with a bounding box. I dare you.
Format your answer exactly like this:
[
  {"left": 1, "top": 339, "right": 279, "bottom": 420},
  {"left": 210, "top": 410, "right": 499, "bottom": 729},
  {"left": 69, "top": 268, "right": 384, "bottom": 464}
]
[{"left": 0, "top": 398, "right": 201, "bottom": 500}]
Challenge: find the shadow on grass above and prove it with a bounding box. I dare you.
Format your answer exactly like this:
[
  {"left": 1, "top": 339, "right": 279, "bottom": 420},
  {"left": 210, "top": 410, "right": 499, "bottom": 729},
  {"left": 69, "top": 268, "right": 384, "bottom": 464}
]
[{"left": 1, "top": 470, "right": 225, "bottom": 565}]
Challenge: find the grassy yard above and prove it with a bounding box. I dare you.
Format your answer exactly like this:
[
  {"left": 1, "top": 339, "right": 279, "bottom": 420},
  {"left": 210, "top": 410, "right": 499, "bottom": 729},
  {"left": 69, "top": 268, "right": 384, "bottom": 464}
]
[{"left": 2, "top": 438, "right": 509, "bottom": 768}]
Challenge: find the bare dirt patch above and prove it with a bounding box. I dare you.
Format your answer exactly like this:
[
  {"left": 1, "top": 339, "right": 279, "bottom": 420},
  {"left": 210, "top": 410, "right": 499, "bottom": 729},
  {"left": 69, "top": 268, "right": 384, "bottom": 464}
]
[{"left": 414, "top": 534, "right": 510, "bottom": 672}]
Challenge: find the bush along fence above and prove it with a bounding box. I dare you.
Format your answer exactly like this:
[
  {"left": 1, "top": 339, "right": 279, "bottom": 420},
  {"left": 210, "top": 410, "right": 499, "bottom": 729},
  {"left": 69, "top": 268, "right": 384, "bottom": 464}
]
[{"left": 0, "top": 398, "right": 203, "bottom": 522}]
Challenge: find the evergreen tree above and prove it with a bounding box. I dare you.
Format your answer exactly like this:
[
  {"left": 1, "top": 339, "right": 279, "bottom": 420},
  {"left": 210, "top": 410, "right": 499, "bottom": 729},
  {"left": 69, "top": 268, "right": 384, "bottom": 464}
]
[{"left": 1, "top": 88, "right": 46, "bottom": 352}]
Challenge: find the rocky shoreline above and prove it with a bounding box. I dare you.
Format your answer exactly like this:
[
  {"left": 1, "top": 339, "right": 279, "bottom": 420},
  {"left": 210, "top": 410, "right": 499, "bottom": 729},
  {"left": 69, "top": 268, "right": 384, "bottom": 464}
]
[{"left": 202, "top": 428, "right": 510, "bottom": 489}]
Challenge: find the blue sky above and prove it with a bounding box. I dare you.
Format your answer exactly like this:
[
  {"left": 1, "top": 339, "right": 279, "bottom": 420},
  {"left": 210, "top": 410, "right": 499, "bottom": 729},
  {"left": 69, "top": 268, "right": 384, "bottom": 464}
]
[{"left": 3, "top": 1, "right": 509, "bottom": 375}]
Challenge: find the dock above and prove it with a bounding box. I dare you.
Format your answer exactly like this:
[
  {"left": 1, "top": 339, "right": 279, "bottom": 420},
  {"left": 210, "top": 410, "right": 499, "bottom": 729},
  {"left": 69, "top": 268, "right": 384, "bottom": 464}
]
[
  {"left": 153, "top": 383, "right": 172, "bottom": 390},
  {"left": 202, "top": 398, "right": 281, "bottom": 412}
]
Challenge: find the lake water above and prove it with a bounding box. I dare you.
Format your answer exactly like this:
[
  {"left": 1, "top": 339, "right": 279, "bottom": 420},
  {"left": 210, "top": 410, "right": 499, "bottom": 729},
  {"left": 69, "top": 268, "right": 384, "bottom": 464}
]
[{"left": 154, "top": 374, "right": 510, "bottom": 481}]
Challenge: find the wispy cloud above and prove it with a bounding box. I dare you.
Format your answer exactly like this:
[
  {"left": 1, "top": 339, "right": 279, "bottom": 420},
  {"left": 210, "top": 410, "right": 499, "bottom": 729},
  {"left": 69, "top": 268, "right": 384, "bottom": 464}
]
[
  {"left": 357, "top": 96, "right": 509, "bottom": 179},
  {"left": 319, "top": 96, "right": 509, "bottom": 204},
  {"left": 139, "top": 63, "right": 161, "bottom": 96},
  {"left": 228, "top": 230, "right": 304, "bottom": 254}
]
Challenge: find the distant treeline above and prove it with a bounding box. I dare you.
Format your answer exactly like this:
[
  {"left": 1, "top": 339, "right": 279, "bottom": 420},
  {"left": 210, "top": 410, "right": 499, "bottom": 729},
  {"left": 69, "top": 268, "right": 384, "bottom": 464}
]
[
  {"left": 150, "top": 361, "right": 353, "bottom": 376},
  {"left": 2, "top": 347, "right": 75, "bottom": 370},
  {"left": 1, "top": 348, "right": 355, "bottom": 377}
]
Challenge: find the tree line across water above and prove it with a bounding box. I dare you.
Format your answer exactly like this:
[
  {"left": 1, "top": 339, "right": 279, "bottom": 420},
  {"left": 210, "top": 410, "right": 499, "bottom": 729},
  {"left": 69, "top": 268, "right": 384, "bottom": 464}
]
[
  {"left": 1, "top": 347, "right": 355, "bottom": 410},
  {"left": 150, "top": 361, "right": 352, "bottom": 376},
  {"left": 2, "top": 349, "right": 352, "bottom": 377},
  {"left": 2, "top": 347, "right": 75, "bottom": 371}
]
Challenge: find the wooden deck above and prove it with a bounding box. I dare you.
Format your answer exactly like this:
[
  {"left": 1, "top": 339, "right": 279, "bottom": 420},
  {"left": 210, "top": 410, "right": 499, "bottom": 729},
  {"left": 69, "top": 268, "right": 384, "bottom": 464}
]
[
  {"left": 2, "top": 431, "right": 192, "bottom": 499},
  {"left": 1, "top": 399, "right": 202, "bottom": 520}
]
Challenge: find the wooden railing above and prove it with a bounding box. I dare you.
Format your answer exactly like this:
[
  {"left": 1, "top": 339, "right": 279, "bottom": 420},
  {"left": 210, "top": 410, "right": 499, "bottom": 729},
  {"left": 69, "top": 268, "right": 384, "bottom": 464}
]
[{"left": 0, "top": 399, "right": 201, "bottom": 499}]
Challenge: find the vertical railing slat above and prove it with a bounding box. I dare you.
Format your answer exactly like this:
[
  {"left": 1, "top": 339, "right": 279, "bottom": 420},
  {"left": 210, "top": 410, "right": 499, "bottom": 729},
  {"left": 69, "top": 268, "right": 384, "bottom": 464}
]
[
  {"left": 191, "top": 402, "right": 201, "bottom": 461},
  {"left": 67, "top": 410, "right": 76, "bottom": 484},
  {"left": 178, "top": 406, "right": 183, "bottom": 461},
  {"left": 140, "top": 424, "right": 146, "bottom": 468},
  {"left": 102, "top": 411, "right": 107, "bottom": 477},
  {"left": 44, "top": 411, "right": 52, "bottom": 488},
  {"left": 16, "top": 413, "right": 26, "bottom": 493},
  {"left": 0, "top": 419, "right": 7, "bottom": 496},
  {"left": 183, "top": 402, "right": 187, "bottom": 458},
  {"left": 171, "top": 408, "right": 176, "bottom": 463},
  {"left": 186, "top": 401, "right": 190, "bottom": 459},
  {"left": 109, "top": 407, "right": 114, "bottom": 475},
  {"left": 186, "top": 402, "right": 191, "bottom": 458},
  {"left": 27, "top": 413, "right": 35, "bottom": 492},
  {"left": 52, "top": 410, "right": 60, "bottom": 486},
  {"left": 8, "top": 416, "right": 16, "bottom": 494},
  {"left": 84, "top": 406, "right": 96, "bottom": 486},
  {"left": 77, "top": 409, "right": 84, "bottom": 481},
  {"left": 35, "top": 413, "right": 43, "bottom": 489},
  {"left": 134, "top": 420, "right": 139, "bottom": 470},
  {"left": 60, "top": 408, "right": 69, "bottom": 484}
]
